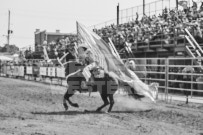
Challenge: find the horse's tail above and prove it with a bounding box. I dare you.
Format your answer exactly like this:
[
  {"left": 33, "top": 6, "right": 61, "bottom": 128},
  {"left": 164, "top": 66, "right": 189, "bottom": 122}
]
[
  {"left": 148, "top": 82, "right": 159, "bottom": 101},
  {"left": 119, "top": 81, "right": 159, "bottom": 102},
  {"left": 130, "top": 88, "right": 145, "bottom": 100}
]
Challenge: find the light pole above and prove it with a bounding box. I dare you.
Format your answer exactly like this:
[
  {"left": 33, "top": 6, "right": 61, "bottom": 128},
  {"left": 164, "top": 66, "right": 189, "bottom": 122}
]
[{"left": 7, "top": 10, "right": 11, "bottom": 46}]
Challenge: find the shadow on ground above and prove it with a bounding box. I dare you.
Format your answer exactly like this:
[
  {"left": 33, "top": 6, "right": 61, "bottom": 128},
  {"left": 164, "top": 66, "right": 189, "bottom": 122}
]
[{"left": 31, "top": 109, "right": 152, "bottom": 116}]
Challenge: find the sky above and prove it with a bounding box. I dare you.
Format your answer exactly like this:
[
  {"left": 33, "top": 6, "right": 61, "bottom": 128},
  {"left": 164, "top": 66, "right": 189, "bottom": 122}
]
[{"left": 0, "top": 0, "right": 180, "bottom": 49}]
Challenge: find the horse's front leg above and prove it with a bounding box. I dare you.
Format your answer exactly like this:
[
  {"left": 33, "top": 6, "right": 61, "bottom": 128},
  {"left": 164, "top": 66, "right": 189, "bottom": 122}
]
[
  {"left": 66, "top": 93, "right": 79, "bottom": 108},
  {"left": 63, "top": 97, "right": 69, "bottom": 111}
]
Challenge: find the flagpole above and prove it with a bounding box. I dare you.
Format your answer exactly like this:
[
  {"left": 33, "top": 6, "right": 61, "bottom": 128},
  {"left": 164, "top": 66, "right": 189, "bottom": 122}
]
[
  {"left": 75, "top": 21, "right": 79, "bottom": 56},
  {"left": 76, "top": 21, "right": 79, "bottom": 46}
]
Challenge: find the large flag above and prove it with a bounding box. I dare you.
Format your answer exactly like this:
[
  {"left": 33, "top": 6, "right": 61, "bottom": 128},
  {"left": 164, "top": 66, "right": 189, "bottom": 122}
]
[{"left": 77, "top": 22, "right": 156, "bottom": 102}]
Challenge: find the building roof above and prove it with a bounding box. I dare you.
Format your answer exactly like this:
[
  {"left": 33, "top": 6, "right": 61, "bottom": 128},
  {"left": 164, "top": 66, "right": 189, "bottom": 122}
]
[
  {"left": 35, "top": 30, "right": 76, "bottom": 36},
  {"left": 46, "top": 32, "right": 74, "bottom": 36}
]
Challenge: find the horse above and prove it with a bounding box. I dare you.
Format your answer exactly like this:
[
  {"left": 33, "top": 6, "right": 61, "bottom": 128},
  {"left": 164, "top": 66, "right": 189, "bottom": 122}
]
[
  {"left": 62, "top": 63, "right": 156, "bottom": 113},
  {"left": 62, "top": 61, "right": 118, "bottom": 112}
]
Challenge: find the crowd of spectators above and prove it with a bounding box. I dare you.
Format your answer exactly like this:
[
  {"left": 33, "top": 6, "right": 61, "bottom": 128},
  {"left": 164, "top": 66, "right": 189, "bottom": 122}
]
[
  {"left": 93, "top": 2, "right": 203, "bottom": 52},
  {"left": 31, "top": 35, "right": 77, "bottom": 60}
]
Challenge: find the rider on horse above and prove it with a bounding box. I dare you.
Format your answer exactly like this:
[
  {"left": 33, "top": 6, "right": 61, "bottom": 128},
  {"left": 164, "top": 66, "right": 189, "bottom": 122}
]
[{"left": 77, "top": 43, "right": 100, "bottom": 82}]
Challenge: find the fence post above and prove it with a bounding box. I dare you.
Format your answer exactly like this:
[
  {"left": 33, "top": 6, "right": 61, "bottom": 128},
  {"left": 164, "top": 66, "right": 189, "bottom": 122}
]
[
  {"left": 145, "top": 58, "right": 147, "bottom": 83},
  {"left": 117, "top": 3, "right": 119, "bottom": 26},
  {"left": 191, "top": 58, "right": 194, "bottom": 98},
  {"left": 165, "top": 58, "right": 169, "bottom": 102}
]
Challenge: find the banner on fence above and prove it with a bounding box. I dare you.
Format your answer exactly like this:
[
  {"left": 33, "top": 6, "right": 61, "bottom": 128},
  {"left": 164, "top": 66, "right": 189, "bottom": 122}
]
[
  {"left": 33, "top": 66, "right": 39, "bottom": 76},
  {"left": 3, "top": 65, "right": 7, "bottom": 74},
  {"left": 13, "top": 66, "right": 19, "bottom": 76},
  {"left": 40, "top": 67, "right": 47, "bottom": 76},
  {"left": 6, "top": 66, "right": 11, "bottom": 75},
  {"left": 10, "top": 65, "right": 14, "bottom": 76},
  {"left": 19, "top": 66, "right": 24, "bottom": 76},
  {"left": 26, "top": 66, "right": 33, "bottom": 74},
  {"left": 56, "top": 67, "right": 65, "bottom": 78},
  {"left": 48, "top": 67, "right": 56, "bottom": 77}
]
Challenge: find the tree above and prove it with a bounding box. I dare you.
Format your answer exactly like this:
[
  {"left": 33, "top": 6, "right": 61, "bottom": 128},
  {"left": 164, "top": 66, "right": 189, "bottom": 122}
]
[{"left": 0, "top": 44, "right": 19, "bottom": 54}]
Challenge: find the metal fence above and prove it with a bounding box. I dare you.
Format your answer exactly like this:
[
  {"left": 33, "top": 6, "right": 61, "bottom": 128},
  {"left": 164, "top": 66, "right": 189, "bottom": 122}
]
[
  {"left": 119, "top": 0, "right": 175, "bottom": 24},
  {"left": 0, "top": 57, "right": 203, "bottom": 103},
  {"left": 0, "top": 64, "right": 66, "bottom": 86},
  {"left": 90, "top": 0, "right": 176, "bottom": 29},
  {"left": 129, "top": 57, "right": 203, "bottom": 103}
]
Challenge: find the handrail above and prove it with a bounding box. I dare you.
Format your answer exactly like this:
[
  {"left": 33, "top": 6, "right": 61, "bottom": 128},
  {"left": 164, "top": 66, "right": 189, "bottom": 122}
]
[
  {"left": 108, "top": 38, "right": 120, "bottom": 59},
  {"left": 186, "top": 46, "right": 195, "bottom": 58},
  {"left": 185, "top": 35, "right": 196, "bottom": 49},
  {"left": 196, "top": 50, "right": 201, "bottom": 57},
  {"left": 185, "top": 28, "right": 203, "bottom": 54}
]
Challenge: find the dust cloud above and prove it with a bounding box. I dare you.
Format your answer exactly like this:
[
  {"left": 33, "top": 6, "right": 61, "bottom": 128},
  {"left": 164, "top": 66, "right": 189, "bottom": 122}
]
[{"left": 115, "top": 95, "right": 153, "bottom": 112}]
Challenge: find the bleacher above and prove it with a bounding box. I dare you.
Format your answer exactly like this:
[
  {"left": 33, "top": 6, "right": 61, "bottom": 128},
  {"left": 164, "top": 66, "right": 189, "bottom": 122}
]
[{"left": 93, "top": 2, "right": 203, "bottom": 59}]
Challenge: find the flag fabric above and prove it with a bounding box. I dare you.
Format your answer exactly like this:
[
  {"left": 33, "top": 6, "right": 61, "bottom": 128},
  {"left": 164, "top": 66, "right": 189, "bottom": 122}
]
[
  {"left": 77, "top": 22, "right": 156, "bottom": 102},
  {"left": 178, "top": 0, "right": 188, "bottom": 8},
  {"left": 42, "top": 46, "right": 50, "bottom": 61}
]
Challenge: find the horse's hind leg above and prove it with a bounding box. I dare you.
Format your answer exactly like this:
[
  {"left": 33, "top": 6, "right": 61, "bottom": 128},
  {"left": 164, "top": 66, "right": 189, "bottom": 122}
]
[
  {"left": 65, "top": 92, "right": 79, "bottom": 108},
  {"left": 107, "top": 94, "right": 114, "bottom": 112},
  {"left": 96, "top": 94, "right": 109, "bottom": 112},
  {"left": 63, "top": 98, "right": 68, "bottom": 111},
  {"left": 63, "top": 90, "right": 79, "bottom": 111}
]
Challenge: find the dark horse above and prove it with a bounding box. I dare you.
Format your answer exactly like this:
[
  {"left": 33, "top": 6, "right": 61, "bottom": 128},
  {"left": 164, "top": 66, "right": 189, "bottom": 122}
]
[
  {"left": 63, "top": 62, "right": 118, "bottom": 112},
  {"left": 63, "top": 61, "right": 145, "bottom": 112}
]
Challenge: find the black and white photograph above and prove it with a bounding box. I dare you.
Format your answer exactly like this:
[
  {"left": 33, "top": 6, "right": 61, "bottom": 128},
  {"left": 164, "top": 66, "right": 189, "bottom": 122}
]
[{"left": 0, "top": 0, "right": 203, "bottom": 134}]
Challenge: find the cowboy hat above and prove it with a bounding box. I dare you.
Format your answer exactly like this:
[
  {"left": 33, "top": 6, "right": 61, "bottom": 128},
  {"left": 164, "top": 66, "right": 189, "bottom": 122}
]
[{"left": 78, "top": 43, "right": 89, "bottom": 48}]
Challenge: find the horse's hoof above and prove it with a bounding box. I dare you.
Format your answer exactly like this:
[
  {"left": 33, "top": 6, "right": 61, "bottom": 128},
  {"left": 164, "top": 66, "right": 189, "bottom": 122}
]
[
  {"left": 64, "top": 106, "right": 68, "bottom": 111},
  {"left": 72, "top": 103, "right": 79, "bottom": 108},
  {"left": 63, "top": 103, "right": 68, "bottom": 111},
  {"left": 84, "top": 109, "right": 90, "bottom": 113}
]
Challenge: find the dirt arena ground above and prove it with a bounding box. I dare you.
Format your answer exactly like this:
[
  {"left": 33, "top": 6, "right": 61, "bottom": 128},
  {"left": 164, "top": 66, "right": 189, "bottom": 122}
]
[{"left": 0, "top": 77, "right": 203, "bottom": 135}]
